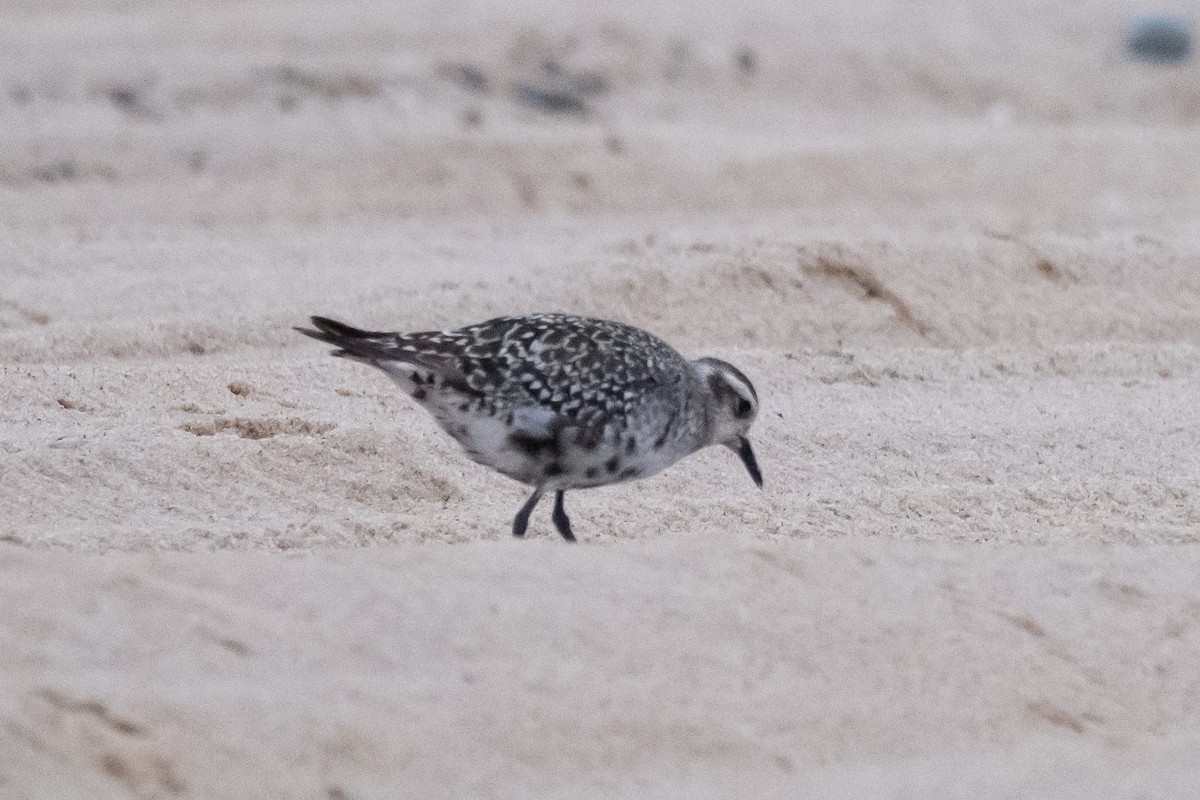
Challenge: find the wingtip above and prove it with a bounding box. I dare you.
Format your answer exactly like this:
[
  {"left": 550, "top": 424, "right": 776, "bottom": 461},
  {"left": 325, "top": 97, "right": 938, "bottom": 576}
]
[
  {"left": 295, "top": 316, "right": 371, "bottom": 346},
  {"left": 296, "top": 316, "right": 391, "bottom": 364},
  {"left": 294, "top": 325, "right": 328, "bottom": 342}
]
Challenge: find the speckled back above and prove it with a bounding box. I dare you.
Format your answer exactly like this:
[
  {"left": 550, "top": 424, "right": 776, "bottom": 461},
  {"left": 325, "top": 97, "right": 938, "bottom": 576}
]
[{"left": 384, "top": 313, "right": 691, "bottom": 417}]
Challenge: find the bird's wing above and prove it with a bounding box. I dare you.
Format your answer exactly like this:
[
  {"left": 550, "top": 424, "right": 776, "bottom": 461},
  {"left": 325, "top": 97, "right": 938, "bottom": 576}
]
[{"left": 297, "top": 314, "right": 688, "bottom": 414}]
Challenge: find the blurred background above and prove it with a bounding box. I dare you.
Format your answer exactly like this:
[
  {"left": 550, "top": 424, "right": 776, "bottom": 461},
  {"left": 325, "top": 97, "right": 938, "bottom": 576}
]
[{"left": 1, "top": 0, "right": 1197, "bottom": 231}]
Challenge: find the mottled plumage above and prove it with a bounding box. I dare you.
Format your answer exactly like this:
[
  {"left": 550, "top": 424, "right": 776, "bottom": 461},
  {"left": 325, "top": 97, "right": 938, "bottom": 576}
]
[{"left": 297, "top": 313, "right": 762, "bottom": 541}]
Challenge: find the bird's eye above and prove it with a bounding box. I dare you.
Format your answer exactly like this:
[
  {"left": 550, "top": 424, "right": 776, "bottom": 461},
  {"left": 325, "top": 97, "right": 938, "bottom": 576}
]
[{"left": 735, "top": 398, "right": 753, "bottom": 418}]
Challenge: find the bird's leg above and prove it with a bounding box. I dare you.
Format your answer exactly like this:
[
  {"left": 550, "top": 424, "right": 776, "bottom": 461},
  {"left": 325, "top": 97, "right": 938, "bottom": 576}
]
[
  {"left": 551, "top": 490, "right": 576, "bottom": 542},
  {"left": 512, "top": 488, "right": 544, "bottom": 538}
]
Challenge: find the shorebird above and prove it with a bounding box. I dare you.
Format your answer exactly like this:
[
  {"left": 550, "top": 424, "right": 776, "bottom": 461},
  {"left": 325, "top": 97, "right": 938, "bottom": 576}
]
[{"left": 297, "top": 314, "right": 761, "bottom": 541}]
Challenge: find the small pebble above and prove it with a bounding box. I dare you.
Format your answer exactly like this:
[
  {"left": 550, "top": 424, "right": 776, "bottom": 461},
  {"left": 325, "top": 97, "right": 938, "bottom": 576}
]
[
  {"left": 1127, "top": 15, "right": 1192, "bottom": 64},
  {"left": 514, "top": 84, "right": 588, "bottom": 115}
]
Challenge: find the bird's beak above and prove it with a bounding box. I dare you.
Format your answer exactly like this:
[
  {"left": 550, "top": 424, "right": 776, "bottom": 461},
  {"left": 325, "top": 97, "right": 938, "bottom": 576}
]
[{"left": 726, "top": 436, "right": 763, "bottom": 488}]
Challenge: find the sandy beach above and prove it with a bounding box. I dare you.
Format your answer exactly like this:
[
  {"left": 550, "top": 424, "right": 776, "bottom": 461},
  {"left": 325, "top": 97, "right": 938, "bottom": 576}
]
[{"left": 2, "top": 0, "right": 1200, "bottom": 796}]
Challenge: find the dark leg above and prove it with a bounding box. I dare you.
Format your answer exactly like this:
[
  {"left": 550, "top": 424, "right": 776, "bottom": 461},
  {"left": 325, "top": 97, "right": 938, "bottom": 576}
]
[
  {"left": 551, "top": 490, "right": 576, "bottom": 542},
  {"left": 512, "top": 488, "right": 544, "bottom": 538}
]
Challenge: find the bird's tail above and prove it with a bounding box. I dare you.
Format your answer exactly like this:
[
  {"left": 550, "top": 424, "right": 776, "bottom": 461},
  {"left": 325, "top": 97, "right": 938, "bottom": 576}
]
[{"left": 294, "top": 316, "right": 397, "bottom": 361}]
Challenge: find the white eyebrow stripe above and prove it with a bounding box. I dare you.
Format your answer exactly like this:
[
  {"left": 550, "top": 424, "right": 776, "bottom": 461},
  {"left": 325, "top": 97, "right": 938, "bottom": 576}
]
[{"left": 723, "top": 373, "right": 756, "bottom": 403}]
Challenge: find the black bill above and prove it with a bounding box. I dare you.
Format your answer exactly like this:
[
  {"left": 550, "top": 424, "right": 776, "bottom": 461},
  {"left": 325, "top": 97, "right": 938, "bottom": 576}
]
[{"left": 729, "top": 436, "right": 763, "bottom": 488}]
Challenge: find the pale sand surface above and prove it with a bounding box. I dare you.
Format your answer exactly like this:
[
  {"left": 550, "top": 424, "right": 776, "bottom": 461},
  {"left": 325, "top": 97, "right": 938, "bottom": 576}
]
[{"left": 3, "top": 0, "right": 1200, "bottom": 797}]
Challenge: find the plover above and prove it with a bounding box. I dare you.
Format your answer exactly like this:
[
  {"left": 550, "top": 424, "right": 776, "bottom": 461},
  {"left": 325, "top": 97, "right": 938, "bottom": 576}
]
[{"left": 297, "top": 314, "right": 762, "bottom": 541}]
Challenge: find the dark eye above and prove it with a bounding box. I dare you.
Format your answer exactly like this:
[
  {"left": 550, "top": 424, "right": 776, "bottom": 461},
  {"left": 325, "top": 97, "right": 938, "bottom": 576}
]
[{"left": 735, "top": 398, "right": 753, "bottom": 418}]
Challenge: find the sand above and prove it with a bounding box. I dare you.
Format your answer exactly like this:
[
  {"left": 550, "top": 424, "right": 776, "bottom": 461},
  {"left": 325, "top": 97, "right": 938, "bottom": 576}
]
[{"left": 2, "top": 0, "right": 1200, "bottom": 796}]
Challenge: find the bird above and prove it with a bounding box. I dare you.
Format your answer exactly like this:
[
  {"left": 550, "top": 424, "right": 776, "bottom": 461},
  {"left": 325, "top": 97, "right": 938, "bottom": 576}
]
[{"left": 296, "top": 313, "right": 762, "bottom": 541}]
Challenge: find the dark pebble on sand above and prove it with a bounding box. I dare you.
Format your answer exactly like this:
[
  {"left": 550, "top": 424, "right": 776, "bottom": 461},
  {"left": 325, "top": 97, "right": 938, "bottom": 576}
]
[
  {"left": 1127, "top": 16, "right": 1192, "bottom": 64},
  {"left": 514, "top": 84, "right": 589, "bottom": 115}
]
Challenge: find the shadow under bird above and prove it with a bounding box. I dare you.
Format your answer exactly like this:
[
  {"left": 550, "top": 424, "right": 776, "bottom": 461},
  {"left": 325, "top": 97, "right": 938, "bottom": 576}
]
[{"left": 296, "top": 313, "right": 762, "bottom": 541}]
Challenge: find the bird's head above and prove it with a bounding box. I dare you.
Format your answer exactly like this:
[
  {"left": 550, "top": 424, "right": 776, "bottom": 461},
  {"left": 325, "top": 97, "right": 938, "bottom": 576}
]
[{"left": 692, "top": 357, "right": 762, "bottom": 488}]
